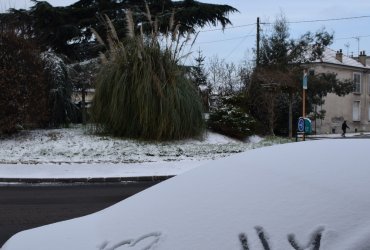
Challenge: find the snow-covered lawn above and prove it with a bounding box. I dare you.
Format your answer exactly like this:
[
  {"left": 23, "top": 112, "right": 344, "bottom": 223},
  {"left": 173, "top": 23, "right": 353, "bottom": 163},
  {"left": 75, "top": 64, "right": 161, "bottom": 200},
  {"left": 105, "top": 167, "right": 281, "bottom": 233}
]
[
  {"left": 0, "top": 126, "right": 290, "bottom": 179},
  {"left": 0, "top": 126, "right": 274, "bottom": 164},
  {"left": 3, "top": 139, "right": 370, "bottom": 250}
]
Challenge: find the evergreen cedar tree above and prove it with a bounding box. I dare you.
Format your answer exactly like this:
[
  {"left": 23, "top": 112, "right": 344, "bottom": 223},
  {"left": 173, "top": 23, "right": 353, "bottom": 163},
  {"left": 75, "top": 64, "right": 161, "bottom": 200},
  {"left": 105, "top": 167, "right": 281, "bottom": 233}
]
[{"left": 4, "top": 0, "right": 237, "bottom": 61}]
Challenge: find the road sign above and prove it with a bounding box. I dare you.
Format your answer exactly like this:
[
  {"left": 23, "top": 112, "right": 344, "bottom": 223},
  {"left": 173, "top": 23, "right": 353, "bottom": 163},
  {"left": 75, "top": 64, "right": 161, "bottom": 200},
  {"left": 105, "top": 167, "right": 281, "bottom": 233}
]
[
  {"left": 298, "top": 118, "right": 305, "bottom": 132},
  {"left": 304, "top": 118, "right": 312, "bottom": 134},
  {"left": 303, "top": 73, "right": 308, "bottom": 90},
  {"left": 298, "top": 117, "right": 312, "bottom": 134}
]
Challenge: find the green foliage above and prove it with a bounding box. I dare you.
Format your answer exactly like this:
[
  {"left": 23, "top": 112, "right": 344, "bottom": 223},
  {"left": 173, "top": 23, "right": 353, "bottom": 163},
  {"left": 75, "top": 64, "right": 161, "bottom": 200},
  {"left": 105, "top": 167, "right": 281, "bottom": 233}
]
[
  {"left": 245, "top": 71, "right": 280, "bottom": 135},
  {"left": 274, "top": 93, "right": 301, "bottom": 136},
  {"left": 3, "top": 0, "right": 237, "bottom": 61},
  {"left": 259, "top": 15, "right": 290, "bottom": 68},
  {"left": 191, "top": 49, "right": 209, "bottom": 110},
  {"left": 41, "top": 51, "right": 80, "bottom": 127},
  {"left": 191, "top": 49, "right": 208, "bottom": 87},
  {"left": 307, "top": 73, "right": 353, "bottom": 100},
  {"left": 250, "top": 14, "right": 353, "bottom": 136},
  {"left": 208, "top": 96, "right": 255, "bottom": 140},
  {"left": 91, "top": 14, "right": 204, "bottom": 141}
]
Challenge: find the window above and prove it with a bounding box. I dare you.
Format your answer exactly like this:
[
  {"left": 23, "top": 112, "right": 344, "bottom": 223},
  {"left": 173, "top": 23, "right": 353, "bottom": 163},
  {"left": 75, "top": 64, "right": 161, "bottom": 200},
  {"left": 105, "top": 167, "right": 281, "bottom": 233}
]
[
  {"left": 353, "top": 73, "right": 362, "bottom": 93},
  {"left": 353, "top": 101, "right": 361, "bottom": 121}
]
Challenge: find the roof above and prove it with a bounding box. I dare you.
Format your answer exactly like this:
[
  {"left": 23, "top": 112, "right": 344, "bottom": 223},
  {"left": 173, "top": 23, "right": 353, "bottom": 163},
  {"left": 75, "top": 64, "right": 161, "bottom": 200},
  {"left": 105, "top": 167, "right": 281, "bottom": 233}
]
[{"left": 317, "top": 48, "right": 370, "bottom": 69}]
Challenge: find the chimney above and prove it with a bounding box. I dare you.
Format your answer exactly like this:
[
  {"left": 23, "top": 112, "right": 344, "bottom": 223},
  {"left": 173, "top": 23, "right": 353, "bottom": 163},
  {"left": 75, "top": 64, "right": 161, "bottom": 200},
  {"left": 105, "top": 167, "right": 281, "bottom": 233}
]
[
  {"left": 359, "top": 50, "right": 367, "bottom": 66},
  {"left": 336, "top": 49, "right": 343, "bottom": 63}
]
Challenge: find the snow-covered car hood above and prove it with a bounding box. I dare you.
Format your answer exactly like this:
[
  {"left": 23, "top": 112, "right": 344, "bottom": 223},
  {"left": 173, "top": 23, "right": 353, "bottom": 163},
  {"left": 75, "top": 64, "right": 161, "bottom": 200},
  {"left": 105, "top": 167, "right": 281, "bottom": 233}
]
[{"left": 3, "top": 139, "right": 370, "bottom": 250}]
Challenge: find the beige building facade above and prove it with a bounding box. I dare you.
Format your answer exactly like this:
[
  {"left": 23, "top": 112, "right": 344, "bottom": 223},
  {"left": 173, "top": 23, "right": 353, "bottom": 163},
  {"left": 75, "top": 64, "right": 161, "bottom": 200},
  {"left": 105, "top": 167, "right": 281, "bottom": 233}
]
[{"left": 310, "top": 49, "right": 370, "bottom": 134}]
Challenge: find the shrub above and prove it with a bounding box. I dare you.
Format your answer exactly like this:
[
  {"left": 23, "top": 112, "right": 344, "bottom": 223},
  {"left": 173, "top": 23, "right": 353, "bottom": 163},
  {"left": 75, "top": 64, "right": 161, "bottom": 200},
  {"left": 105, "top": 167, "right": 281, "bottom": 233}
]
[
  {"left": 0, "top": 30, "right": 49, "bottom": 134},
  {"left": 208, "top": 96, "right": 255, "bottom": 140},
  {"left": 91, "top": 13, "right": 204, "bottom": 140},
  {"left": 41, "top": 51, "right": 80, "bottom": 126}
]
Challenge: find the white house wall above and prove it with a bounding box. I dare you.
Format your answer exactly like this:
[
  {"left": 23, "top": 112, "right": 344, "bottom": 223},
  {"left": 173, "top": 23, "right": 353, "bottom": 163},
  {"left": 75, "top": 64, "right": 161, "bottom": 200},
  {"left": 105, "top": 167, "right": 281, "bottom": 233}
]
[{"left": 312, "top": 64, "right": 370, "bottom": 134}]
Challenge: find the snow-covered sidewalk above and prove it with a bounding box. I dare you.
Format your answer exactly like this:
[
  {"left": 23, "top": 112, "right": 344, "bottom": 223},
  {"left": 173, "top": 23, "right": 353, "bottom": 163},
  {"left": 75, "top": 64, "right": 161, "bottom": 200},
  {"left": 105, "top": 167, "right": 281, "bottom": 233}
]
[{"left": 0, "top": 161, "right": 206, "bottom": 180}]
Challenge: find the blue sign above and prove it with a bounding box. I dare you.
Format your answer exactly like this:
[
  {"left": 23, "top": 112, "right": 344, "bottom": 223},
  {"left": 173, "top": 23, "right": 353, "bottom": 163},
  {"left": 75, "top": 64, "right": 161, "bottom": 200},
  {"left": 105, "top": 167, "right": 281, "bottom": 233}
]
[
  {"left": 303, "top": 73, "right": 308, "bottom": 90},
  {"left": 298, "top": 118, "right": 305, "bottom": 132},
  {"left": 297, "top": 117, "right": 312, "bottom": 134}
]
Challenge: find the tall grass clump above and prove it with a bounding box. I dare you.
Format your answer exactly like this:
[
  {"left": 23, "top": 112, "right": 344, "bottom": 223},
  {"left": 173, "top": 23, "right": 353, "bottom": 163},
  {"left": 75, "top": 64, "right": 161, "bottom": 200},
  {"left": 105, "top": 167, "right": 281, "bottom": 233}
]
[{"left": 91, "top": 10, "right": 204, "bottom": 140}]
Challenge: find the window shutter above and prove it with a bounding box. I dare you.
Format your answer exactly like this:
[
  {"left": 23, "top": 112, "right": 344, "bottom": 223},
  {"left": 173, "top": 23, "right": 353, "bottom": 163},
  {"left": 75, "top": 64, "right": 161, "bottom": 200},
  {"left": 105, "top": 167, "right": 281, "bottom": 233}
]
[{"left": 353, "top": 101, "right": 360, "bottom": 121}]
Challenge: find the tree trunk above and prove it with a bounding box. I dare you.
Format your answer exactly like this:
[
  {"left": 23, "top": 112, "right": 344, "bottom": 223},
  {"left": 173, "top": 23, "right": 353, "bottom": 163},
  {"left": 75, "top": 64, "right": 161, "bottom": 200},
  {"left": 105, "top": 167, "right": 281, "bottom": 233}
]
[
  {"left": 81, "top": 86, "right": 86, "bottom": 125},
  {"left": 288, "top": 93, "right": 293, "bottom": 138},
  {"left": 268, "top": 92, "right": 275, "bottom": 136}
]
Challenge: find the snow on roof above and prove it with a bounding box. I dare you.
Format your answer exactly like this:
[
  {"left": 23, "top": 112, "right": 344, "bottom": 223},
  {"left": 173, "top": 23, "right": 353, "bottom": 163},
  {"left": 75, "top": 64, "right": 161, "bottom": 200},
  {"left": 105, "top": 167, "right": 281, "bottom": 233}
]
[{"left": 318, "top": 47, "right": 370, "bottom": 69}]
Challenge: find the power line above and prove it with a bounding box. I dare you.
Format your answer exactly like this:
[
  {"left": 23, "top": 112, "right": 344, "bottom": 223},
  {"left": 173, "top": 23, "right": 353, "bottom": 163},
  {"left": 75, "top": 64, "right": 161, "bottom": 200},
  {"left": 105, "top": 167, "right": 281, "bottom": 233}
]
[
  {"left": 192, "top": 32, "right": 370, "bottom": 50},
  {"left": 200, "top": 15, "right": 370, "bottom": 32},
  {"left": 200, "top": 23, "right": 255, "bottom": 32},
  {"left": 287, "top": 15, "right": 370, "bottom": 24},
  {"left": 192, "top": 15, "right": 370, "bottom": 60},
  {"left": 194, "top": 34, "right": 255, "bottom": 45},
  {"left": 225, "top": 35, "right": 251, "bottom": 60},
  {"left": 335, "top": 34, "right": 370, "bottom": 41},
  {"left": 193, "top": 33, "right": 370, "bottom": 46},
  {"left": 194, "top": 26, "right": 255, "bottom": 45},
  {"left": 262, "top": 15, "right": 370, "bottom": 25}
]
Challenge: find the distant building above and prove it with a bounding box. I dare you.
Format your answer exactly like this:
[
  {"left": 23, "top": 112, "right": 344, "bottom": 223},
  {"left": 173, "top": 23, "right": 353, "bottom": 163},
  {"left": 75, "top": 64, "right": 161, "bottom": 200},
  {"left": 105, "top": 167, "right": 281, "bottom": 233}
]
[
  {"left": 309, "top": 48, "right": 370, "bottom": 134},
  {"left": 71, "top": 88, "right": 95, "bottom": 108}
]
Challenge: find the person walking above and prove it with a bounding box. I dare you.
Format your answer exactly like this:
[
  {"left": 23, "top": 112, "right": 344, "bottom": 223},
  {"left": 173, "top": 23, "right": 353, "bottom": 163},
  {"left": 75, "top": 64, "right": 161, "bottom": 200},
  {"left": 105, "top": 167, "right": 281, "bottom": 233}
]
[{"left": 341, "top": 120, "right": 350, "bottom": 137}]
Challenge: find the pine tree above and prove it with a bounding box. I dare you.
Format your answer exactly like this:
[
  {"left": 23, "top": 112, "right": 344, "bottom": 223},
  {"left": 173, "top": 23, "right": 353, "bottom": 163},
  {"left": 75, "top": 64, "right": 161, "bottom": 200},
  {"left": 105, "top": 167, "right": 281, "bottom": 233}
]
[{"left": 192, "top": 49, "right": 208, "bottom": 88}]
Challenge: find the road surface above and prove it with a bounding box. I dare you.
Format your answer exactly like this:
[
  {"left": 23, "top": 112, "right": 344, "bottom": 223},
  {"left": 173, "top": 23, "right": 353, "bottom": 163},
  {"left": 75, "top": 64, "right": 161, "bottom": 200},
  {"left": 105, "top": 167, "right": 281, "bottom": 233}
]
[{"left": 0, "top": 181, "right": 161, "bottom": 246}]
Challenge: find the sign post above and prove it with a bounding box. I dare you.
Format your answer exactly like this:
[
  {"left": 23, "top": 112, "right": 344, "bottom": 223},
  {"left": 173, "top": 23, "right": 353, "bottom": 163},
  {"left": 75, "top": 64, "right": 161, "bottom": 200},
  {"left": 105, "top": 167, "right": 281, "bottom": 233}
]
[
  {"left": 297, "top": 117, "right": 312, "bottom": 141},
  {"left": 302, "top": 70, "right": 308, "bottom": 140},
  {"left": 302, "top": 69, "right": 308, "bottom": 117}
]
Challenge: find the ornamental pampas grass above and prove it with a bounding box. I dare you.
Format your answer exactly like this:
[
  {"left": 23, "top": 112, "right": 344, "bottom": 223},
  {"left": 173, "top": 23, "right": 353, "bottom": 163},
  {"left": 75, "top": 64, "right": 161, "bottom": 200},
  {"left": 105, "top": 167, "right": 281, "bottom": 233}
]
[{"left": 91, "top": 7, "right": 204, "bottom": 140}]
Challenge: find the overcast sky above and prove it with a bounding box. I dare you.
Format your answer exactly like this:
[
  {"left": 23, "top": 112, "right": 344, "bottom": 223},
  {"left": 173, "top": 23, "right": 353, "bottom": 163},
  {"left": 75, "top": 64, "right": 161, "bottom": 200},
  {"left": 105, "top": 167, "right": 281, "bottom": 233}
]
[{"left": 2, "top": 0, "right": 370, "bottom": 65}]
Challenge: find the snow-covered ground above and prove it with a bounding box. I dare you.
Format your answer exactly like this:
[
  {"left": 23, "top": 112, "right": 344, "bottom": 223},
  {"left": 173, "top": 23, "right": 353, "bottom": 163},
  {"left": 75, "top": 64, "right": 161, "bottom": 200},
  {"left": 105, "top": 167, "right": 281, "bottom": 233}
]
[
  {"left": 0, "top": 126, "right": 289, "bottom": 179},
  {"left": 0, "top": 126, "right": 269, "bottom": 164},
  {"left": 3, "top": 139, "right": 370, "bottom": 250}
]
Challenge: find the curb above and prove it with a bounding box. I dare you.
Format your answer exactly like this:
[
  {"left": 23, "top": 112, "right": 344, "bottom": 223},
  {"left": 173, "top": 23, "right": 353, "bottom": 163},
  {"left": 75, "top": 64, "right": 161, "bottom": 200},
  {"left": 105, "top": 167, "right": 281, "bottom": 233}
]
[{"left": 0, "top": 175, "right": 175, "bottom": 184}]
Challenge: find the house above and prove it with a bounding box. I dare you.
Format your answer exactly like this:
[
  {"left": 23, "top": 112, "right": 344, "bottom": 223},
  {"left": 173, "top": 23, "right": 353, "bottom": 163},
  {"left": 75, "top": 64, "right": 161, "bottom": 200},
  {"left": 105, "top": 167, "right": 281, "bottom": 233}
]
[
  {"left": 71, "top": 88, "right": 95, "bottom": 109},
  {"left": 309, "top": 48, "right": 370, "bottom": 134}
]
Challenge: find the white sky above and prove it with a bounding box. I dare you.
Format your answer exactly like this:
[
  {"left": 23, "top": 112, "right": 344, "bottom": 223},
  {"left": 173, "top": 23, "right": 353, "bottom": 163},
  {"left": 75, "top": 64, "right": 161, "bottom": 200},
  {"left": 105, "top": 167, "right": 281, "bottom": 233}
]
[{"left": 2, "top": 0, "right": 370, "bottom": 65}]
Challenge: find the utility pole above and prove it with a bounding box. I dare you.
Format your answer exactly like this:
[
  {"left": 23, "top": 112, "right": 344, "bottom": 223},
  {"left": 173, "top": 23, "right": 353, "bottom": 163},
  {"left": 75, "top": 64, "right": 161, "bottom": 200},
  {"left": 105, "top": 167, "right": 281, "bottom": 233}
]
[{"left": 256, "top": 17, "right": 260, "bottom": 67}]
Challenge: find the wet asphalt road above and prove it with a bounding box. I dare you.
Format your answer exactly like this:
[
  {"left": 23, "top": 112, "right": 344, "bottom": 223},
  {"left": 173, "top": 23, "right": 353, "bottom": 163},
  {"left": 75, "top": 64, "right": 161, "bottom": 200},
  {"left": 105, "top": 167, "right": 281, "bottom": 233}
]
[{"left": 0, "top": 181, "right": 161, "bottom": 247}]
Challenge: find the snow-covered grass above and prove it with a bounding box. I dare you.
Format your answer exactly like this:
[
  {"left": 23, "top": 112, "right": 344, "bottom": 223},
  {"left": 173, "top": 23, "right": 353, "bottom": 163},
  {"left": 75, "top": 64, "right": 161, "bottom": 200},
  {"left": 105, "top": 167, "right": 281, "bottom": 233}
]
[
  {"left": 3, "top": 139, "right": 370, "bottom": 250},
  {"left": 0, "top": 126, "right": 290, "bottom": 164},
  {"left": 0, "top": 126, "right": 292, "bottom": 179}
]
